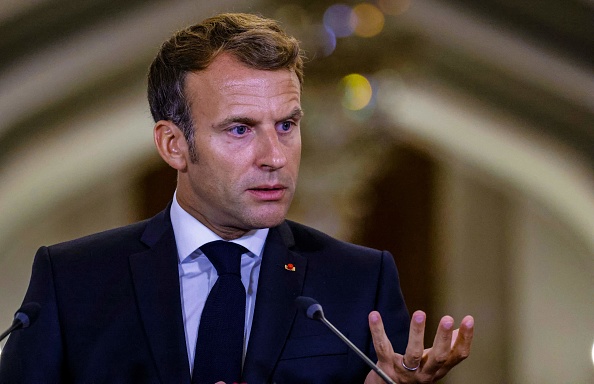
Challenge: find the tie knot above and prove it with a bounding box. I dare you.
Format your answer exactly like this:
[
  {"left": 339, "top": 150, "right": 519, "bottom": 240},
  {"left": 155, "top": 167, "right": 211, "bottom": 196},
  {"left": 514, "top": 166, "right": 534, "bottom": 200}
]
[{"left": 199, "top": 240, "right": 247, "bottom": 276}]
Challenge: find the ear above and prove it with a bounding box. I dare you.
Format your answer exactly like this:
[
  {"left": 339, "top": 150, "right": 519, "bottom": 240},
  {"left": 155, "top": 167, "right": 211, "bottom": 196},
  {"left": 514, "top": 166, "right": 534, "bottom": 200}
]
[{"left": 154, "top": 120, "right": 189, "bottom": 171}]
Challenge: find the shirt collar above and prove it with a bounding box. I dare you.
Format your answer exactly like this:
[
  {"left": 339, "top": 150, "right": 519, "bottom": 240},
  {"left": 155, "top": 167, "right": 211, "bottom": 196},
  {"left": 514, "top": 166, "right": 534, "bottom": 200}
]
[{"left": 170, "top": 191, "right": 269, "bottom": 262}]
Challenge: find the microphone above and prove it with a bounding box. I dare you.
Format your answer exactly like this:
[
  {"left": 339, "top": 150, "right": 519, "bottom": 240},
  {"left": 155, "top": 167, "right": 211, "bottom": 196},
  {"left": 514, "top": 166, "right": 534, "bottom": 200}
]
[
  {"left": 0, "top": 302, "right": 41, "bottom": 343},
  {"left": 294, "top": 296, "right": 396, "bottom": 384}
]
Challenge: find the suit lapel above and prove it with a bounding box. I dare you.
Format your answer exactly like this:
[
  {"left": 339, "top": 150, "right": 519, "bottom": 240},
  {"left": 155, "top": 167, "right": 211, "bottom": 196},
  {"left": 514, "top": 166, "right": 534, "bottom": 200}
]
[
  {"left": 129, "top": 208, "right": 191, "bottom": 384},
  {"left": 243, "top": 222, "right": 306, "bottom": 382}
]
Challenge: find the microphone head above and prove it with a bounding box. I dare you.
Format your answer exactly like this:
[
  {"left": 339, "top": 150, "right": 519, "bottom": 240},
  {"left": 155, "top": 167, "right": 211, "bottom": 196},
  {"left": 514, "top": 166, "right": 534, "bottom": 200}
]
[
  {"left": 14, "top": 302, "right": 41, "bottom": 328},
  {"left": 294, "top": 296, "right": 324, "bottom": 320}
]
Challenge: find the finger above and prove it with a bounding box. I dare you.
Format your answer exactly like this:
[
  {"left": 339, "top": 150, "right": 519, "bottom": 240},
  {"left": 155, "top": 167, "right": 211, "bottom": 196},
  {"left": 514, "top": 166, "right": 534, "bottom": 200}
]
[
  {"left": 449, "top": 315, "right": 474, "bottom": 363},
  {"left": 368, "top": 311, "right": 395, "bottom": 363},
  {"left": 401, "top": 310, "right": 425, "bottom": 371},
  {"left": 450, "top": 328, "right": 459, "bottom": 349},
  {"left": 423, "top": 315, "right": 454, "bottom": 376},
  {"left": 434, "top": 315, "right": 475, "bottom": 380}
]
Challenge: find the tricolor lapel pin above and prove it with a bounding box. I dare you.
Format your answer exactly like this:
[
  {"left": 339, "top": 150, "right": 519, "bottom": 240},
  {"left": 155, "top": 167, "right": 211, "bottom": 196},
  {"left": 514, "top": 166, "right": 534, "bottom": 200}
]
[{"left": 284, "top": 263, "right": 296, "bottom": 272}]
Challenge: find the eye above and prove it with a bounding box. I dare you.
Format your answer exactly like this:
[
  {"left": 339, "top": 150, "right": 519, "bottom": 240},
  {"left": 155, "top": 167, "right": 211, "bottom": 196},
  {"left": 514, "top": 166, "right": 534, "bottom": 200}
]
[
  {"left": 278, "top": 121, "right": 294, "bottom": 132},
  {"left": 230, "top": 125, "right": 249, "bottom": 136}
]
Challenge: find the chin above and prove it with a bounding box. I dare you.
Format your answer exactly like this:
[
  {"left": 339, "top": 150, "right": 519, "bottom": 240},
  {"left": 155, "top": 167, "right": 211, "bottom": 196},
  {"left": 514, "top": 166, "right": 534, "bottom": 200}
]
[
  {"left": 250, "top": 217, "right": 285, "bottom": 230},
  {"left": 247, "top": 209, "right": 288, "bottom": 229}
]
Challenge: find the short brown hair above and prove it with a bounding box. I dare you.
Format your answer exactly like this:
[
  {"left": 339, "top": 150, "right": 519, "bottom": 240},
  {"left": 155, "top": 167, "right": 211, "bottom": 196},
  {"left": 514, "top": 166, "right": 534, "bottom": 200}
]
[{"left": 147, "top": 13, "right": 304, "bottom": 160}]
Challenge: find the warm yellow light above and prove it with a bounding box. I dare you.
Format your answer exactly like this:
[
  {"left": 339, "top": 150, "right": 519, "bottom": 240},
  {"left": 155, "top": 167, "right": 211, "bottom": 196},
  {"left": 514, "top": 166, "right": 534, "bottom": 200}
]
[
  {"left": 591, "top": 339, "right": 594, "bottom": 367},
  {"left": 340, "top": 74, "right": 373, "bottom": 111},
  {"left": 352, "top": 3, "right": 385, "bottom": 38}
]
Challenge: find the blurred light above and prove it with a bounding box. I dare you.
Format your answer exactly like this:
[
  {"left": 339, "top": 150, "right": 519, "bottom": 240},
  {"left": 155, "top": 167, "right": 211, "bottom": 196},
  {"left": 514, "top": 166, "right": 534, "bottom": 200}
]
[
  {"left": 323, "top": 4, "right": 355, "bottom": 38},
  {"left": 377, "top": 0, "right": 411, "bottom": 16},
  {"left": 352, "top": 3, "right": 385, "bottom": 37},
  {"left": 318, "top": 26, "right": 337, "bottom": 57},
  {"left": 340, "top": 74, "right": 373, "bottom": 110},
  {"left": 591, "top": 340, "right": 594, "bottom": 367},
  {"left": 375, "top": 69, "right": 407, "bottom": 113}
]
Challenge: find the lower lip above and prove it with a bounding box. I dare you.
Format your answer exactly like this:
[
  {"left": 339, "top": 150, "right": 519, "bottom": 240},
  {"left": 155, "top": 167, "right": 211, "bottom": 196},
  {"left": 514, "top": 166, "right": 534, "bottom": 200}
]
[{"left": 248, "top": 188, "right": 286, "bottom": 201}]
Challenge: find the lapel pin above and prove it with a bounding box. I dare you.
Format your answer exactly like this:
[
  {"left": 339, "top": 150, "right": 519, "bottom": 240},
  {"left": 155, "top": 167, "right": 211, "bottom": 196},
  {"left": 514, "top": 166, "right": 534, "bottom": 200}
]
[{"left": 284, "top": 263, "right": 295, "bottom": 272}]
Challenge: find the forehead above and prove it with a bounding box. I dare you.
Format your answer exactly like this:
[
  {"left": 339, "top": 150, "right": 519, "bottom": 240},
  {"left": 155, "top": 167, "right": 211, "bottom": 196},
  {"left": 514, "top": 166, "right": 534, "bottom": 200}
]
[{"left": 184, "top": 53, "right": 301, "bottom": 111}]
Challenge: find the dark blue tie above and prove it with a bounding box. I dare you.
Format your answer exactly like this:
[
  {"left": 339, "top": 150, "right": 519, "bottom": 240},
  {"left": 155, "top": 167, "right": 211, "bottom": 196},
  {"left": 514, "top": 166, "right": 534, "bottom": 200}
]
[{"left": 192, "top": 240, "right": 247, "bottom": 384}]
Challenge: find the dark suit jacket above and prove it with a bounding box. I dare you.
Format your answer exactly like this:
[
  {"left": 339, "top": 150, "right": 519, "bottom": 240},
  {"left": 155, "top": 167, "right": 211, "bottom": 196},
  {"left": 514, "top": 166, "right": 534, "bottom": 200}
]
[{"left": 0, "top": 206, "right": 410, "bottom": 383}]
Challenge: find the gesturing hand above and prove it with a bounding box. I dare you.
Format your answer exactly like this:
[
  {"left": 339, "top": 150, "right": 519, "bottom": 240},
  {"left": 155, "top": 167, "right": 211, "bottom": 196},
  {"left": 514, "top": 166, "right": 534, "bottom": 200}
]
[{"left": 365, "top": 310, "right": 474, "bottom": 383}]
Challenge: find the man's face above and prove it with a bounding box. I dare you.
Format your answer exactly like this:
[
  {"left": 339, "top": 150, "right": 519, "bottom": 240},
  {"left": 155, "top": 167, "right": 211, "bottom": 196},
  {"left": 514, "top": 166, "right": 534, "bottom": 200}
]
[{"left": 175, "top": 53, "right": 302, "bottom": 239}]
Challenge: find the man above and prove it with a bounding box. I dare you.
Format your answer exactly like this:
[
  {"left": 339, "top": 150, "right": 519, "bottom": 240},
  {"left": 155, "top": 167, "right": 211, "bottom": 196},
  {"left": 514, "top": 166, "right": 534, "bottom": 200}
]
[{"left": 0, "top": 13, "right": 473, "bottom": 383}]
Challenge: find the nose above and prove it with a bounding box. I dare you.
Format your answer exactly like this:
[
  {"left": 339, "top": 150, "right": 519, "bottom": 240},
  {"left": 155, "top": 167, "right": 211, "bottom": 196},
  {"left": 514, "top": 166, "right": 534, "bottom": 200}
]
[{"left": 257, "top": 128, "right": 287, "bottom": 171}]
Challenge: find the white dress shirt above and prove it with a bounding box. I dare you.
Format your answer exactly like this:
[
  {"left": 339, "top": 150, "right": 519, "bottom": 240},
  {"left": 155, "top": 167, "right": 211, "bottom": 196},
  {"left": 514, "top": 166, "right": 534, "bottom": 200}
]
[{"left": 170, "top": 192, "right": 268, "bottom": 374}]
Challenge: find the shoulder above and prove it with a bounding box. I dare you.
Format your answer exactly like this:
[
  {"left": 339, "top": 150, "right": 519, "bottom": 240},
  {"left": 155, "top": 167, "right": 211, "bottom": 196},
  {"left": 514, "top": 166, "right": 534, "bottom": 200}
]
[
  {"left": 45, "top": 206, "right": 171, "bottom": 261},
  {"left": 283, "top": 220, "right": 385, "bottom": 261},
  {"left": 43, "top": 219, "right": 152, "bottom": 265}
]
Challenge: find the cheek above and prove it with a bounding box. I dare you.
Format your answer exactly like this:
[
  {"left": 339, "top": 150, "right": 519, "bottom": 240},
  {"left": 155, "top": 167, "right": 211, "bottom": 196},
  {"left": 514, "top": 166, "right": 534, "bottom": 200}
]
[
  {"left": 289, "top": 144, "right": 302, "bottom": 168},
  {"left": 209, "top": 160, "right": 249, "bottom": 192}
]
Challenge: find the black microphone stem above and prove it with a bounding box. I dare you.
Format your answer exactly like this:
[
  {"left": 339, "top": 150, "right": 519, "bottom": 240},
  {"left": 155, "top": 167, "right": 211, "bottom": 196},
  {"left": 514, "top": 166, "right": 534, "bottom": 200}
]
[
  {"left": 318, "top": 316, "right": 396, "bottom": 384},
  {"left": 0, "top": 322, "right": 21, "bottom": 342},
  {"left": 0, "top": 302, "right": 41, "bottom": 343}
]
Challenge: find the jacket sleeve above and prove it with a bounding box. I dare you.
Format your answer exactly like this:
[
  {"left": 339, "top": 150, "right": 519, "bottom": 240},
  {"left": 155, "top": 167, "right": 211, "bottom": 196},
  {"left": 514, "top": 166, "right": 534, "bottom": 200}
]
[
  {"left": 0, "top": 246, "right": 64, "bottom": 384},
  {"left": 371, "top": 250, "right": 410, "bottom": 357}
]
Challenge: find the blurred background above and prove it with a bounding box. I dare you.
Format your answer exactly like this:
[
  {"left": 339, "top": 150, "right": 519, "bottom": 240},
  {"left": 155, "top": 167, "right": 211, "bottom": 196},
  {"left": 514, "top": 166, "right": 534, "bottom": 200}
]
[{"left": 0, "top": 0, "right": 592, "bottom": 382}]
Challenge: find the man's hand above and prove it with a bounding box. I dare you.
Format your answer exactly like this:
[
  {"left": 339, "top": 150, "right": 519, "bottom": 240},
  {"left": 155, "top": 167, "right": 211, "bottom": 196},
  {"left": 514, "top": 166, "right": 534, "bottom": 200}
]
[{"left": 365, "top": 310, "right": 474, "bottom": 383}]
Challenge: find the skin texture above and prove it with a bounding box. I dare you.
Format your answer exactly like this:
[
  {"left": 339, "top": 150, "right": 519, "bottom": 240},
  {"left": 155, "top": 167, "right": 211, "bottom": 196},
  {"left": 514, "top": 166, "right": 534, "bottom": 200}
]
[
  {"left": 154, "top": 51, "right": 475, "bottom": 383},
  {"left": 154, "top": 53, "right": 302, "bottom": 240}
]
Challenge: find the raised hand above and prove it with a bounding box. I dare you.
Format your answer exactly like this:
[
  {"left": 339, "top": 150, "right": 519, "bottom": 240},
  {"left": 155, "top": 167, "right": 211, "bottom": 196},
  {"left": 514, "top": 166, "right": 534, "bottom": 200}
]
[{"left": 365, "top": 310, "right": 474, "bottom": 383}]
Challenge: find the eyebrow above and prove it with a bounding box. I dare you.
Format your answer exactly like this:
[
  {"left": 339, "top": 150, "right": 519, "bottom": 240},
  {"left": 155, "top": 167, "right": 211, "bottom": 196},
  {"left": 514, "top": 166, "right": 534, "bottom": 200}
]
[
  {"left": 212, "top": 107, "right": 304, "bottom": 130},
  {"left": 212, "top": 116, "right": 257, "bottom": 130},
  {"left": 285, "top": 107, "right": 304, "bottom": 121}
]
